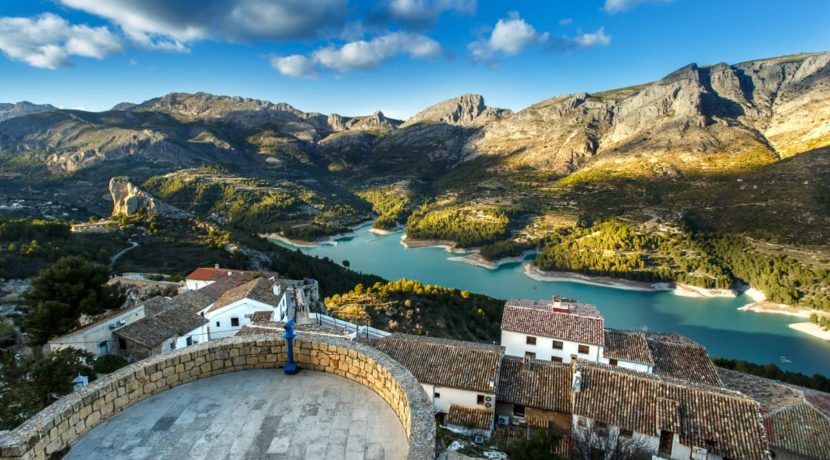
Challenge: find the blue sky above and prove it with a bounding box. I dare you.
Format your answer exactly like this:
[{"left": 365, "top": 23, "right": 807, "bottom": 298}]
[{"left": 0, "top": 0, "right": 828, "bottom": 118}]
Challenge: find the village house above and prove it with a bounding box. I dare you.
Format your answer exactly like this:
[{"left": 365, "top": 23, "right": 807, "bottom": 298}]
[
  {"left": 501, "top": 297, "right": 605, "bottom": 363},
  {"left": 373, "top": 334, "right": 504, "bottom": 439},
  {"left": 200, "top": 277, "right": 291, "bottom": 340},
  {"left": 496, "top": 356, "right": 572, "bottom": 434},
  {"left": 571, "top": 361, "right": 768, "bottom": 459},
  {"left": 184, "top": 266, "right": 268, "bottom": 291},
  {"left": 113, "top": 299, "right": 208, "bottom": 361},
  {"left": 600, "top": 329, "right": 654, "bottom": 372},
  {"left": 45, "top": 302, "right": 146, "bottom": 357}
]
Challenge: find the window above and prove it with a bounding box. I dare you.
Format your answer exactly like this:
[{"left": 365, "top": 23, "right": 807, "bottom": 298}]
[
  {"left": 200, "top": 312, "right": 205, "bottom": 317},
  {"left": 525, "top": 336, "right": 537, "bottom": 345},
  {"left": 216, "top": 321, "right": 220, "bottom": 327},
  {"left": 609, "top": 359, "right": 618, "bottom": 366},
  {"left": 619, "top": 428, "right": 633, "bottom": 438},
  {"left": 578, "top": 344, "right": 590, "bottom": 354},
  {"left": 477, "top": 395, "right": 485, "bottom": 405},
  {"left": 552, "top": 340, "right": 563, "bottom": 350},
  {"left": 118, "top": 337, "right": 127, "bottom": 350},
  {"left": 169, "top": 342, "right": 176, "bottom": 351},
  {"left": 551, "top": 356, "right": 563, "bottom": 363},
  {"left": 593, "top": 421, "right": 609, "bottom": 437},
  {"left": 186, "top": 336, "right": 193, "bottom": 346},
  {"left": 576, "top": 416, "right": 587, "bottom": 428},
  {"left": 434, "top": 392, "right": 441, "bottom": 399},
  {"left": 658, "top": 430, "right": 673, "bottom": 456},
  {"left": 513, "top": 405, "right": 526, "bottom": 417},
  {"left": 525, "top": 352, "right": 536, "bottom": 360},
  {"left": 231, "top": 317, "right": 240, "bottom": 327}
]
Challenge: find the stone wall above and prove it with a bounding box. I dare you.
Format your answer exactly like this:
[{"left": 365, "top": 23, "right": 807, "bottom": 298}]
[{"left": 0, "top": 335, "right": 435, "bottom": 460}]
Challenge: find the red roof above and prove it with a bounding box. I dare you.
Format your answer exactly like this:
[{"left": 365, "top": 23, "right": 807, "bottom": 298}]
[
  {"left": 186, "top": 267, "right": 273, "bottom": 282},
  {"left": 502, "top": 299, "right": 605, "bottom": 345}
]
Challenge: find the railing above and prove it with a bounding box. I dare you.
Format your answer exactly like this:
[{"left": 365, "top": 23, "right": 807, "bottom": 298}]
[{"left": 308, "top": 313, "right": 391, "bottom": 339}]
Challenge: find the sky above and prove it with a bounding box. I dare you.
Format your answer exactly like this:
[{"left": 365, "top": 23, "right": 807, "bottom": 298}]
[{"left": 0, "top": 0, "right": 828, "bottom": 119}]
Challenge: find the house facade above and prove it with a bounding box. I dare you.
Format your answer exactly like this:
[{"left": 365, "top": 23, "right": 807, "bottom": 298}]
[
  {"left": 373, "top": 334, "right": 504, "bottom": 438},
  {"left": 201, "top": 278, "right": 288, "bottom": 340},
  {"left": 500, "top": 297, "right": 605, "bottom": 363},
  {"left": 46, "top": 303, "right": 146, "bottom": 357}
]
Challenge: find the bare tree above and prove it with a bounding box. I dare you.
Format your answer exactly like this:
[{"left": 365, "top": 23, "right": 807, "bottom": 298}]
[{"left": 571, "top": 428, "right": 653, "bottom": 460}]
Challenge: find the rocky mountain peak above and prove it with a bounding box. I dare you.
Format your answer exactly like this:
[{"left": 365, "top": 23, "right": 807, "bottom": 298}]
[
  {"left": 0, "top": 101, "right": 57, "bottom": 122},
  {"left": 109, "top": 177, "right": 186, "bottom": 217},
  {"left": 401, "top": 93, "right": 507, "bottom": 128}
]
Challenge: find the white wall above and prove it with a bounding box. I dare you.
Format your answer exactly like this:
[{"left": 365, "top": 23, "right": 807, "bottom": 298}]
[
  {"left": 205, "top": 298, "right": 282, "bottom": 340},
  {"left": 421, "top": 384, "right": 496, "bottom": 415},
  {"left": 572, "top": 416, "right": 722, "bottom": 460},
  {"left": 185, "top": 279, "right": 213, "bottom": 291},
  {"left": 598, "top": 357, "right": 652, "bottom": 373},
  {"left": 47, "top": 306, "right": 145, "bottom": 357},
  {"left": 173, "top": 324, "right": 208, "bottom": 350},
  {"left": 501, "top": 330, "right": 601, "bottom": 363}
]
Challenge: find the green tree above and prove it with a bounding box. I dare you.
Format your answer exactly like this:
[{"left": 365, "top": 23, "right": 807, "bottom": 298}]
[
  {"left": 23, "top": 257, "right": 124, "bottom": 344},
  {"left": 93, "top": 354, "right": 129, "bottom": 374}
]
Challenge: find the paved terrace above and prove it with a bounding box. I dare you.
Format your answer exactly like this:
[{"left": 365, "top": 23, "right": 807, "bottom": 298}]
[{"left": 66, "top": 370, "right": 407, "bottom": 459}]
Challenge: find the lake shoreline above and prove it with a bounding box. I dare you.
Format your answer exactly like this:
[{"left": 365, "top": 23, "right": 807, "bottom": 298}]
[
  {"left": 448, "top": 250, "right": 539, "bottom": 270},
  {"left": 399, "top": 235, "right": 470, "bottom": 254},
  {"left": 522, "top": 264, "right": 740, "bottom": 298},
  {"left": 261, "top": 220, "right": 375, "bottom": 248},
  {"left": 788, "top": 322, "right": 830, "bottom": 341}
]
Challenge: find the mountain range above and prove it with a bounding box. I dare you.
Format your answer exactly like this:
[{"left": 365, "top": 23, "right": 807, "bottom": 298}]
[{"left": 0, "top": 52, "right": 828, "bottom": 256}]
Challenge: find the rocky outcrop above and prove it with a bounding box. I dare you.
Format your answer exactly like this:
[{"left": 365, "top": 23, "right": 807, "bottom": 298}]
[
  {"left": 109, "top": 177, "right": 186, "bottom": 217},
  {"left": 0, "top": 101, "right": 56, "bottom": 122},
  {"left": 401, "top": 94, "right": 509, "bottom": 128}
]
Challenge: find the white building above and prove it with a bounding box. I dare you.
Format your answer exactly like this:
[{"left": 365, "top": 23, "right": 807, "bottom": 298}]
[
  {"left": 374, "top": 334, "right": 504, "bottom": 438},
  {"left": 500, "top": 297, "right": 605, "bottom": 364},
  {"left": 201, "top": 278, "right": 289, "bottom": 340},
  {"left": 184, "top": 267, "right": 271, "bottom": 292},
  {"left": 113, "top": 299, "right": 209, "bottom": 361},
  {"left": 46, "top": 303, "right": 146, "bottom": 357}
]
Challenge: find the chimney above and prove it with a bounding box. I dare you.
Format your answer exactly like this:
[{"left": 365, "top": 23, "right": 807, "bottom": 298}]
[
  {"left": 572, "top": 370, "right": 583, "bottom": 393},
  {"left": 273, "top": 284, "right": 281, "bottom": 296},
  {"left": 552, "top": 296, "right": 568, "bottom": 312},
  {"left": 214, "top": 263, "right": 220, "bottom": 269}
]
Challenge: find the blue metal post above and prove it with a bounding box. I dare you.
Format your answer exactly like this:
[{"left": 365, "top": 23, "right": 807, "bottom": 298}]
[{"left": 283, "top": 318, "right": 298, "bottom": 375}]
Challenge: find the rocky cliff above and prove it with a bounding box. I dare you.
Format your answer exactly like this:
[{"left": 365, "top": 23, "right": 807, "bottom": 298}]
[
  {"left": 0, "top": 101, "right": 56, "bottom": 122},
  {"left": 109, "top": 177, "right": 186, "bottom": 217}
]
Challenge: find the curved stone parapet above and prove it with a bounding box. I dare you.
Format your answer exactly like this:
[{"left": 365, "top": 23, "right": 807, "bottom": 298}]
[{"left": 0, "top": 335, "right": 435, "bottom": 460}]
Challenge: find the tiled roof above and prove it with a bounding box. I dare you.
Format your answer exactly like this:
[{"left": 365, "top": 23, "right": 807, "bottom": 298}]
[
  {"left": 195, "top": 271, "right": 272, "bottom": 301},
  {"left": 186, "top": 268, "right": 271, "bottom": 282},
  {"left": 207, "top": 278, "right": 282, "bottom": 313},
  {"left": 114, "top": 316, "right": 179, "bottom": 348},
  {"left": 114, "top": 304, "right": 207, "bottom": 348},
  {"left": 141, "top": 296, "right": 172, "bottom": 316},
  {"left": 717, "top": 367, "right": 830, "bottom": 458},
  {"left": 374, "top": 334, "right": 504, "bottom": 393},
  {"left": 251, "top": 311, "right": 273, "bottom": 322},
  {"left": 501, "top": 300, "right": 605, "bottom": 345},
  {"left": 765, "top": 402, "right": 830, "bottom": 458},
  {"left": 572, "top": 362, "right": 768, "bottom": 459},
  {"left": 645, "top": 333, "right": 722, "bottom": 386},
  {"left": 169, "top": 290, "right": 214, "bottom": 315},
  {"left": 446, "top": 405, "right": 493, "bottom": 431},
  {"left": 717, "top": 367, "right": 804, "bottom": 414},
  {"left": 497, "top": 356, "right": 571, "bottom": 413},
  {"left": 603, "top": 329, "right": 654, "bottom": 366}
]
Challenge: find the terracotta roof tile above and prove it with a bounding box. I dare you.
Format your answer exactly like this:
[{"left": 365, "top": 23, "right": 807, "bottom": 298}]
[
  {"left": 447, "top": 405, "right": 493, "bottom": 431},
  {"left": 573, "top": 362, "right": 768, "bottom": 459},
  {"left": 374, "top": 334, "right": 504, "bottom": 393},
  {"left": 497, "top": 356, "right": 571, "bottom": 413},
  {"left": 646, "top": 333, "right": 722, "bottom": 386},
  {"left": 207, "top": 278, "right": 282, "bottom": 313},
  {"left": 766, "top": 402, "right": 830, "bottom": 458},
  {"left": 603, "top": 329, "right": 654, "bottom": 366},
  {"left": 502, "top": 300, "right": 605, "bottom": 345}
]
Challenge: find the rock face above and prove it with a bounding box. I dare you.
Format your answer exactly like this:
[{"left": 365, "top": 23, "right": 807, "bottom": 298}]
[
  {"left": 0, "top": 101, "right": 56, "bottom": 122},
  {"left": 401, "top": 93, "right": 509, "bottom": 128},
  {"left": 109, "top": 177, "right": 184, "bottom": 217}
]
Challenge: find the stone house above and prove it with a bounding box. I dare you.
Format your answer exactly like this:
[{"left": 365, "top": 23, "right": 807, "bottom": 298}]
[
  {"left": 113, "top": 303, "right": 208, "bottom": 361},
  {"left": 495, "top": 356, "right": 572, "bottom": 434}
]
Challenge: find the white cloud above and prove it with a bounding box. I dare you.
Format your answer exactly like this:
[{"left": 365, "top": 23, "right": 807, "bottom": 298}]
[
  {"left": 271, "top": 54, "right": 317, "bottom": 78},
  {"left": 0, "top": 13, "right": 121, "bottom": 69},
  {"left": 573, "top": 27, "right": 612, "bottom": 48},
  {"left": 468, "top": 12, "right": 549, "bottom": 63},
  {"left": 273, "top": 32, "right": 442, "bottom": 78},
  {"left": 604, "top": 0, "right": 675, "bottom": 13},
  {"left": 383, "top": 0, "right": 476, "bottom": 27},
  {"left": 59, "top": 0, "right": 347, "bottom": 50},
  {"left": 559, "top": 17, "right": 574, "bottom": 26}
]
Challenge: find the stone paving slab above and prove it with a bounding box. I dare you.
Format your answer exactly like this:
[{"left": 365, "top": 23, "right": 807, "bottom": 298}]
[{"left": 65, "top": 369, "right": 408, "bottom": 460}]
